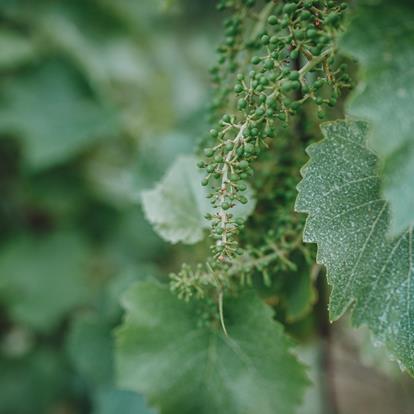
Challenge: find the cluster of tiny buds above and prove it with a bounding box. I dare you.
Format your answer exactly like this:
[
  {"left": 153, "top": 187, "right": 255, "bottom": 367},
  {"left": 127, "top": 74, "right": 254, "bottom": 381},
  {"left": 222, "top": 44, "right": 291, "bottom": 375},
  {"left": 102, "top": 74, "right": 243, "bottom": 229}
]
[{"left": 201, "top": 0, "right": 350, "bottom": 261}]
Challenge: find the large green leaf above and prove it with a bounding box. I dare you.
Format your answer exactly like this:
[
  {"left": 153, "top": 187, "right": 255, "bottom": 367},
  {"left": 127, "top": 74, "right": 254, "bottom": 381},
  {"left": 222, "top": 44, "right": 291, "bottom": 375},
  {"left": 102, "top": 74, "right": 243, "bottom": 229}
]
[
  {"left": 115, "top": 281, "right": 308, "bottom": 414},
  {"left": 295, "top": 119, "right": 414, "bottom": 375},
  {"left": 340, "top": 0, "right": 414, "bottom": 235},
  {"left": 0, "top": 60, "right": 119, "bottom": 170},
  {"left": 141, "top": 155, "right": 255, "bottom": 244}
]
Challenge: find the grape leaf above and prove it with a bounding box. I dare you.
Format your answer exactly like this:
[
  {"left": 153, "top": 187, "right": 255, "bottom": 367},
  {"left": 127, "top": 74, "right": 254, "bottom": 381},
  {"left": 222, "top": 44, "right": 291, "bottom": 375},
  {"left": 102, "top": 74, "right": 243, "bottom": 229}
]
[
  {"left": 0, "top": 60, "right": 119, "bottom": 170},
  {"left": 340, "top": 0, "right": 414, "bottom": 235},
  {"left": 295, "top": 119, "right": 414, "bottom": 375},
  {"left": 0, "top": 232, "right": 91, "bottom": 331},
  {"left": 115, "top": 281, "right": 308, "bottom": 414},
  {"left": 141, "top": 155, "right": 255, "bottom": 244}
]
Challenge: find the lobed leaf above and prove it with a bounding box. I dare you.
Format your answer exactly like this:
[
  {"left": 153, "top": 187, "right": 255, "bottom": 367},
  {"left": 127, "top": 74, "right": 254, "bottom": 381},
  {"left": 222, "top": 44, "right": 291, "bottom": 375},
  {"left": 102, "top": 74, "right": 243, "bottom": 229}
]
[
  {"left": 141, "top": 155, "right": 255, "bottom": 244},
  {"left": 115, "top": 281, "right": 308, "bottom": 414},
  {"left": 296, "top": 119, "right": 414, "bottom": 375}
]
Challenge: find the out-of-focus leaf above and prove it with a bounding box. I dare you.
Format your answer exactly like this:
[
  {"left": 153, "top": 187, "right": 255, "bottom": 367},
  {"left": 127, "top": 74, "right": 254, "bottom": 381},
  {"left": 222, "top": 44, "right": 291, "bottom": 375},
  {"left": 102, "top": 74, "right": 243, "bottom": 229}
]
[
  {"left": 115, "top": 281, "right": 308, "bottom": 414},
  {"left": 0, "top": 60, "right": 120, "bottom": 170},
  {"left": 102, "top": 267, "right": 158, "bottom": 322},
  {"left": 93, "top": 388, "right": 156, "bottom": 414},
  {"left": 135, "top": 132, "right": 195, "bottom": 191},
  {"left": 340, "top": 0, "right": 414, "bottom": 235},
  {"left": 141, "top": 155, "right": 256, "bottom": 244},
  {"left": 107, "top": 210, "right": 166, "bottom": 264},
  {"left": 0, "top": 232, "right": 91, "bottom": 331},
  {"left": 66, "top": 314, "right": 113, "bottom": 387},
  {"left": 0, "top": 28, "right": 36, "bottom": 69},
  {"left": 0, "top": 349, "right": 69, "bottom": 414}
]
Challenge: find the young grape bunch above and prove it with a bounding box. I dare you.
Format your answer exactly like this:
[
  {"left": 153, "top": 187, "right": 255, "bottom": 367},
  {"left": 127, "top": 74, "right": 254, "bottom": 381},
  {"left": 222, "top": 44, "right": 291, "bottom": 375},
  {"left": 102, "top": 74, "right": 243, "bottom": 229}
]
[{"left": 200, "top": 0, "right": 350, "bottom": 262}]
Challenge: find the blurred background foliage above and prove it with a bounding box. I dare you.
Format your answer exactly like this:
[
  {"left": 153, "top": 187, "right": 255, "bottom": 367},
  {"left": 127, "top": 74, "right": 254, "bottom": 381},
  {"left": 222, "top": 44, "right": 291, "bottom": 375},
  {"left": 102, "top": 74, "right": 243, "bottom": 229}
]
[
  {"left": 0, "top": 1, "right": 414, "bottom": 414},
  {"left": 0, "top": 1, "right": 215, "bottom": 413}
]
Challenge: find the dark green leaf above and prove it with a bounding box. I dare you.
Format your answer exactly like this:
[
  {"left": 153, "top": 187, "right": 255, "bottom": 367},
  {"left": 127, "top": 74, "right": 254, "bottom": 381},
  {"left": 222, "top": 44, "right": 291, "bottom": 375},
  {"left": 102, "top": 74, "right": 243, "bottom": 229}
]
[{"left": 115, "top": 281, "right": 308, "bottom": 414}]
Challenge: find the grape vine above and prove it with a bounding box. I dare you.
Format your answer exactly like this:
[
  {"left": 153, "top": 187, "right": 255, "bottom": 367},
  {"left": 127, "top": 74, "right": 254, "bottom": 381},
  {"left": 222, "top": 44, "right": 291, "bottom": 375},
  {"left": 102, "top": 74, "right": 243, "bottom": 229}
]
[
  {"left": 170, "top": 0, "right": 350, "bottom": 305},
  {"left": 199, "top": 0, "right": 350, "bottom": 262}
]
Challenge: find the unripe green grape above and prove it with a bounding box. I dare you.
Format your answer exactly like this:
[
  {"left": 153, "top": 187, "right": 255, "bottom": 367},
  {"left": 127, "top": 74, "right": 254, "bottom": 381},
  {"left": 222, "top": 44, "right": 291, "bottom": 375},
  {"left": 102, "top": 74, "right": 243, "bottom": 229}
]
[
  {"left": 300, "top": 10, "right": 312, "bottom": 20},
  {"left": 255, "top": 107, "right": 265, "bottom": 117},
  {"left": 264, "top": 59, "right": 274, "bottom": 70},
  {"left": 234, "top": 84, "right": 243, "bottom": 93},
  {"left": 283, "top": 3, "right": 296, "bottom": 15},
  {"left": 207, "top": 164, "right": 216, "bottom": 173},
  {"left": 281, "top": 81, "right": 292, "bottom": 93},
  {"left": 235, "top": 217, "right": 245, "bottom": 226},
  {"left": 267, "top": 15, "right": 278, "bottom": 25},
  {"left": 270, "top": 35, "right": 278, "bottom": 44},
  {"left": 204, "top": 148, "right": 214, "bottom": 157},
  {"left": 280, "top": 19, "right": 289, "bottom": 28},
  {"left": 214, "top": 155, "right": 223, "bottom": 163},
  {"left": 244, "top": 143, "right": 254, "bottom": 154},
  {"left": 238, "top": 160, "right": 249, "bottom": 170},
  {"left": 290, "top": 49, "right": 299, "bottom": 59},
  {"left": 288, "top": 71, "right": 300, "bottom": 81},
  {"left": 238, "top": 98, "right": 247, "bottom": 110},
  {"left": 261, "top": 34, "right": 270, "bottom": 45}
]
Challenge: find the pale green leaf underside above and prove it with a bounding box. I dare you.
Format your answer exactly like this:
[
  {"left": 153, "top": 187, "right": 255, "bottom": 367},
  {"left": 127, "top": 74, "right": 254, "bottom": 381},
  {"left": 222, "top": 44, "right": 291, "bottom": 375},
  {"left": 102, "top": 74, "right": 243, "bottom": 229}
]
[
  {"left": 115, "top": 281, "right": 308, "bottom": 414},
  {"left": 340, "top": 0, "right": 414, "bottom": 235},
  {"left": 296, "top": 119, "right": 414, "bottom": 375},
  {"left": 141, "top": 155, "right": 255, "bottom": 244}
]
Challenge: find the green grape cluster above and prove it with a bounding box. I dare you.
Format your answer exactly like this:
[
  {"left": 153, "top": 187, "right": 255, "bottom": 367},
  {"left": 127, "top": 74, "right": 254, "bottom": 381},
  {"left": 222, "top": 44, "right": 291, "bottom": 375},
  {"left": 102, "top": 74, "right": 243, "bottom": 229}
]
[
  {"left": 237, "top": 130, "right": 315, "bottom": 286},
  {"left": 199, "top": 0, "right": 350, "bottom": 262}
]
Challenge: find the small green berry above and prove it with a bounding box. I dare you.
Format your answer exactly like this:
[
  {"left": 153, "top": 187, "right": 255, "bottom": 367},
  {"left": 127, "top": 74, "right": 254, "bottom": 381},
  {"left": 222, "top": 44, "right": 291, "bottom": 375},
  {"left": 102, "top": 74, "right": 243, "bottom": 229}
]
[
  {"left": 288, "top": 71, "right": 300, "bottom": 81},
  {"left": 238, "top": 160, "right": 249, "bottom": 170},
  {"left": 234, "top": 84, "right": 243, "bottom": 93},
  {"left": 204, "top": 148, "right": 214, "bottom": 157},
  {"left": 268, "top": 15, "right": 278, "bottom": 25}
]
